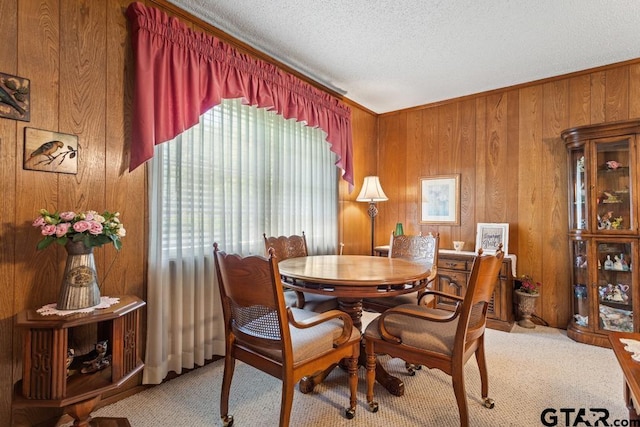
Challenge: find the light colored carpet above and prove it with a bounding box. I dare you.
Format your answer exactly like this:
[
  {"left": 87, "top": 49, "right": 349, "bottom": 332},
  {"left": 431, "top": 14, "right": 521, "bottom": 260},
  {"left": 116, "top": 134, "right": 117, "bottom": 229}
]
[{"left": 84, "top": 321, "right": 629, "bottom": 426}]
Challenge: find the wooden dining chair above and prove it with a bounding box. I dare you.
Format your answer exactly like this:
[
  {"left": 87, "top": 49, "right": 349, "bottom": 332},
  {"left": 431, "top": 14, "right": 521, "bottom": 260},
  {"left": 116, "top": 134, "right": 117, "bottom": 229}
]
[
  {"left": 363, "top": 247, "right": 504, "bottom": 427},
  {"left": 263, "top": 232, "right": 339, "bottom": 312},
  {"left": 213, "top": 243, "right": 360, "bottom": 427},
  {"left": 362, "top": 232, "right": 439, "bottom": 313}
]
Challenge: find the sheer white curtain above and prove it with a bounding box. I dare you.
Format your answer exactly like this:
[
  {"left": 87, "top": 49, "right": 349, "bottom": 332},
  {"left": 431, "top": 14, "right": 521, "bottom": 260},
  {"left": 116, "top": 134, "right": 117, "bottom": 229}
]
[{"left": 143, "top": 99, "right": 339, "bottom": 384}]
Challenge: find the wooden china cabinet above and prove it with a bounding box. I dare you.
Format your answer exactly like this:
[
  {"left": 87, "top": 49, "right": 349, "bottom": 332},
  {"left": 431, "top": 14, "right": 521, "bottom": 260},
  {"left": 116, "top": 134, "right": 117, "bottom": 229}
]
[{"left": 562, "top": 120, "right": 640, "bottom": 348}]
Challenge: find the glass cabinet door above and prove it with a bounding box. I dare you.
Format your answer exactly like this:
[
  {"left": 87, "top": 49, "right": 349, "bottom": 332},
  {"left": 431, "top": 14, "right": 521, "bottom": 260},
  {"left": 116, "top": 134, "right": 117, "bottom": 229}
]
[
  {"left": 596, "top": 239, "right": 633, "bottom": 333},
  {"left": 571, "top": 239, "right": 589, "bottom": 327},
  {"left": 569, "top": 147, "right": 587, "bottom": 230},
  {"left": 594, "top": 137, "right": 634, "bottom": 233}
]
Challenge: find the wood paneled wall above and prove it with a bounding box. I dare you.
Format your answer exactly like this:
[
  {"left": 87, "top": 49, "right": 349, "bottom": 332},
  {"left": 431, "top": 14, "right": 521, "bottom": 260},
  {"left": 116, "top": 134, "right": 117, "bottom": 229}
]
[
  {"left": 2, "top": 1, "right": 146, "bottom": 425},
  {"left": 0, "top": 0, "right": 374, "bottom": 425},
  {"left": 2, "top": 0, "right": 640, "bottom": 425},
  {"left": 375, "top": 61, "right": 640, "bottom": 330}
]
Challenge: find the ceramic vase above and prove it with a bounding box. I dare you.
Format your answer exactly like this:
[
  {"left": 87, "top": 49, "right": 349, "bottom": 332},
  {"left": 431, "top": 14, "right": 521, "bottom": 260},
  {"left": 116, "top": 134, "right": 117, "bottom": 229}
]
[
  {"left": 515, "top": 289, "right": 539, "bottom": 329},
  {"left": 57, "top": 240, "right": 101, "bottom": 310}
]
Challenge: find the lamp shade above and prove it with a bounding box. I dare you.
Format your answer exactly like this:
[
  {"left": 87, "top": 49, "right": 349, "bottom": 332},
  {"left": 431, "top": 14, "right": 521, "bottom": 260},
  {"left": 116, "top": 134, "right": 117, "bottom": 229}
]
[{"left": 356, "top": 176, "right": 388, "bottom": 202}]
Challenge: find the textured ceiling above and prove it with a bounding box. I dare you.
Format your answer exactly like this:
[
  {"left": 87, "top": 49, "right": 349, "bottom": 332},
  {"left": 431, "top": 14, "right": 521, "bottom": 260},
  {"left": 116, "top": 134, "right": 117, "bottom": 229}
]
[{"left": 167, "top": 0, "right": 640, "bottom": 114}]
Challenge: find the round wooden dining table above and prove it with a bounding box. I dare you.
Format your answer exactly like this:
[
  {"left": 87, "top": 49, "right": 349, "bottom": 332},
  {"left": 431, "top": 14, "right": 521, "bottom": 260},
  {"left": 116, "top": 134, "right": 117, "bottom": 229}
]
[{"left": 278, "top": 254, "right": 433, "bottom": 396}]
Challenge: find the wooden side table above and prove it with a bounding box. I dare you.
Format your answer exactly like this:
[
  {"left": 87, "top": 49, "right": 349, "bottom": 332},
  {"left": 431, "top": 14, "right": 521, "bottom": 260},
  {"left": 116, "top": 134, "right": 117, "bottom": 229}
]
[
  {"left": 609, "top": 331, "right": 640, "bottom": 421},
  {"left": 12, "top": 295, "right": 145, "bottom": 427}
]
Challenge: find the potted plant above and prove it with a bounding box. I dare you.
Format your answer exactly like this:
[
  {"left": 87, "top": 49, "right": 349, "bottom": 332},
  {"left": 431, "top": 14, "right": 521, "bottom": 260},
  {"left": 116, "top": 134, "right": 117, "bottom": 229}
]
[{"left": 515, "top": 275, "right": 541, "bottom": 328}]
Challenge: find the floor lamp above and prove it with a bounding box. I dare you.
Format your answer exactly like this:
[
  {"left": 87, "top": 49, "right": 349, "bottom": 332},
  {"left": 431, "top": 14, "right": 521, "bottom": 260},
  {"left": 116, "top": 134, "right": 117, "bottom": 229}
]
[{"left": 356, "top": 176, "right": 388, "bottom": 255}]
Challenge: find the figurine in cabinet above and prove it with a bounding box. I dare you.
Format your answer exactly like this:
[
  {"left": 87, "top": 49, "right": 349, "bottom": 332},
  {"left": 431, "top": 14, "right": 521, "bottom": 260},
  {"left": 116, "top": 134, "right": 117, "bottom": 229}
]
[
  {"left": 604, "top": 255, "right": 614, "bottom": 270},
  {"left": 614, "top": 255, "right": 623, "bottom": 271},
  {"left": 606, "top": 160, "right": 623, "bottom": 170},
  {"left": 598, "top": 211, "right": 614, "bottom": 230},
  {"left": 611, "top": 216, "right": 624, "bottom": 230},
  {"left": 66, "top": 348, "right": 75, "bottom": 376},
  {"left": 81, "top": 339, "right": 111, "bottom": 374}
]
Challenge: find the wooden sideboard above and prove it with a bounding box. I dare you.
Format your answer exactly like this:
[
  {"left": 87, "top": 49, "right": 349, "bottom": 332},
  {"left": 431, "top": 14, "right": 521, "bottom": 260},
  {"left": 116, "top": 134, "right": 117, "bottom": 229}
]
[
  {"left": 436, "top": 250, "right": 515, "bottom": 332},
  {"left": 12, "top": 295, "right": 145, "bottom": 427},
  {"left": 373, "top": 246, "right": 515, "bottom": 331}
]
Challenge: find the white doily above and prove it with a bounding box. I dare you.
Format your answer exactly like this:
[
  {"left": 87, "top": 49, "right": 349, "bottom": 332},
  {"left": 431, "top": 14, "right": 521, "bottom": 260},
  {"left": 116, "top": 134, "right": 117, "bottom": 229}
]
[
  {"left": 620, "top": 338, "right": 640, "bottom": 362},
  {"left": 36, "top": 296, "right": 121, "bottom": 316}
]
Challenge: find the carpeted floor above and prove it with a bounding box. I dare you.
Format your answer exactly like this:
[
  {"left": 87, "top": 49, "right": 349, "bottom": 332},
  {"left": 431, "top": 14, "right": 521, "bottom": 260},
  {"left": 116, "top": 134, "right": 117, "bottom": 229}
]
[{"left": 78, "top": 322, "right": 629, "bottom": 426}]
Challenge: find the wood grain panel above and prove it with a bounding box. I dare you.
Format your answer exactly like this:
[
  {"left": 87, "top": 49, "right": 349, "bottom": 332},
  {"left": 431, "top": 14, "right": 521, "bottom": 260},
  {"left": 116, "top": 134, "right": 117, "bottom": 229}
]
[
  {"left": 505, "top": 90, "right": 519, "bottom": 250},
  {"left": 474, "top": 98, "right": 487, "bottom": 222},
  {"left": 568, "top": 74, "right": 591, "bottom": 126},
  {"left": 485, "top": 93, "right": 508, "bottom": 222},
  {"left": 0, "top": 0, "right": 17, "bottom": 423},
  {"left": 630, "top": 64, "right": 640, "bottom": 119},
  {"left": 590, "top": 71, "right": 606, "bottom": 124},
  {"left": 405, "top": 110, "right": 422, "bottom": 233},
  {"left": 378, "top": 112, "right": 405, "bottom": 243},
  {"left": 58, "top": 0, "right": 107, "bottom": 268},
  {"left": 542, "top": 80, "right": 570, "bottom": 327},
  {"left": 604, "top": 66, "right": 629, "bottom": 122},
  {"left": 517, "top": 85, "right": 543, "bottom": 281},
  {"left": 456, "top": 99, "right": 476, "bottom": 245}
]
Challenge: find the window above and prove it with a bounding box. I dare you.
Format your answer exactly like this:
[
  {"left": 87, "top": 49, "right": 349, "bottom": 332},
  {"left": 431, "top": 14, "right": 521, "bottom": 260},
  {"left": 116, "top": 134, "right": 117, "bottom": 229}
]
[{"left": 152, "top": 98, "right": 338, "bottom": 258}]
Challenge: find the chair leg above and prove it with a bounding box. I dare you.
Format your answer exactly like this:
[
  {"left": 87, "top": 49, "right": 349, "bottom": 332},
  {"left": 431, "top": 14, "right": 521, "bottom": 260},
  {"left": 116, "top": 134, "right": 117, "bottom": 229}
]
[
  {"left": 365, "top": 340, "right": 379, "bottom": 413},
  {"left": 452, "top": 365, "right": 469, "bottom": 427},
  {"left": 475, "top": 338, "right": 495, "bottom": 409},
  {"left": 404, "top": 361, "right": 421, "bottom": 375},
  {"left": 220, "top": 353, "right": 236, "bottom": 427},
  {"left": 280, "top": 378, "right": 295, "bottom": 427},
  {"left": 346, "top": 353, "right": 358, "bottom": 419}
]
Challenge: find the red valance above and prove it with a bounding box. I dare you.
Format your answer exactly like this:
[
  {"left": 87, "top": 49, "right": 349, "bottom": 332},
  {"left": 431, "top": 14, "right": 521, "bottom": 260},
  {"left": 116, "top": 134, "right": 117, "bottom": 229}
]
[{"left": 126, "top": 2, "right": 354, "bottom": 189}]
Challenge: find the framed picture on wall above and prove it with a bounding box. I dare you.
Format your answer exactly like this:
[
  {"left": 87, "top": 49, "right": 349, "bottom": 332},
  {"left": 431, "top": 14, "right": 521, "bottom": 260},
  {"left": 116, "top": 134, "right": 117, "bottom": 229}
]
[
  {"left": 419, "top": 174, "right": 460, "bottom": 225},
  {"left": 23, "top": 127, "right": 78, "bottom": 174},
  {"left": 475, "top": 223, "right": 509, "bottom": 255}
]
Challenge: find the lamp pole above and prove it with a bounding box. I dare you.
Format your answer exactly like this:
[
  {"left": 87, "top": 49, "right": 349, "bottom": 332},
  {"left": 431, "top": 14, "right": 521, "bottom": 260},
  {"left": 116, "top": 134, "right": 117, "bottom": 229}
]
[
  {"left": 356, "top": 176, "right": 388, "bottom": 256},
  {"left": 367, "top": 202, "right": 378, "bottom": 256}
]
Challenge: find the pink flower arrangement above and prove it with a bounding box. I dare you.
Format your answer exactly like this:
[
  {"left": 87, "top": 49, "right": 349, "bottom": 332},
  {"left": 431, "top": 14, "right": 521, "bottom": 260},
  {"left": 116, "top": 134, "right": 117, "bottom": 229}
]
[
  {"left": 32, "top": 209, "right": 126, "bottom": 250},
  {"left": 518, "top": 275, "right": 541, "bottom": 294}
]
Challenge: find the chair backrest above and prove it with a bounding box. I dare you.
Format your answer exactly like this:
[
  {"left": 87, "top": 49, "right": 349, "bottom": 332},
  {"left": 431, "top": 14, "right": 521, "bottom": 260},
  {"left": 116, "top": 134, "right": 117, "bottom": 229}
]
[
  {"left": 263, "top": 232, "right": 308, "bottom": 261},
  {"left": 388, "top": 233, "right": 439, "bottom": 279},
  {"left": 214, "top": 243, "right": 292, "bottom": 353},
  {"left": 455, "top": 248, "right": 504, "bottom": 351}
]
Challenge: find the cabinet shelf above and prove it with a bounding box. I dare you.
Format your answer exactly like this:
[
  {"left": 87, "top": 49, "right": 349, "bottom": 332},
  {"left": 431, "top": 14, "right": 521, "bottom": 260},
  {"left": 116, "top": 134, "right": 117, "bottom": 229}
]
[{"left": 600, "top": 300, "right": 632, "bottom": 310}]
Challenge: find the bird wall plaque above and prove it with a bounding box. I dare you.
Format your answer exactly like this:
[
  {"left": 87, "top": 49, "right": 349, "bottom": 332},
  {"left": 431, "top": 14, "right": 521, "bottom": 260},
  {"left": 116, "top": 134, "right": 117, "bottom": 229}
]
[
  {"left": 0, "top": 72, "right": 30, "bottom": 122},
  {"left": 24, "top": 127, "right": 78, "bottom": 174}
]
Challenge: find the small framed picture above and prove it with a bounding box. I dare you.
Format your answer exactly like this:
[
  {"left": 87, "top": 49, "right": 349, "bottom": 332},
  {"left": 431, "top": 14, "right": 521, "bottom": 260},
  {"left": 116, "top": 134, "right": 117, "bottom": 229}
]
[
  {"left": 23, "top": 127, "right": 78, "bottom": 174},
  {"left": 475, "top": 223, "right": 509, "bottom": 255},
  {"left": 0, "top": 72, "right": 30, "bottom": 122},
  {"left": 419, "top": 174, "right": 460, "bottom": 225}
]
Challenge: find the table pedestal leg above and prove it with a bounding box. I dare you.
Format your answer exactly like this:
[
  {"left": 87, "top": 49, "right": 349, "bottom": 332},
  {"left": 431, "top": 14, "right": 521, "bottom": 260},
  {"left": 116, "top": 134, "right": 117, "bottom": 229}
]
[{"left": 337, "top": 299, "right": 363, "bottom": 331}]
